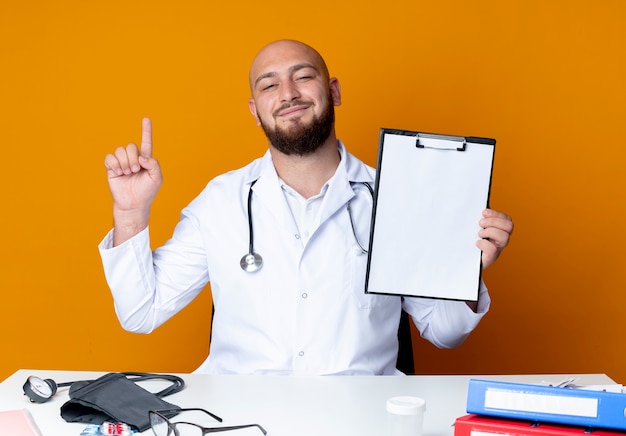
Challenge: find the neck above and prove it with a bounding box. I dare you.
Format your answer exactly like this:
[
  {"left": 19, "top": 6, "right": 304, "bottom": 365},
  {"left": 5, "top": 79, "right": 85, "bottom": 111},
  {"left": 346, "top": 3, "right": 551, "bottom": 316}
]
[{"left": 269, "top": 137, "right": 341, "bottom": 199}]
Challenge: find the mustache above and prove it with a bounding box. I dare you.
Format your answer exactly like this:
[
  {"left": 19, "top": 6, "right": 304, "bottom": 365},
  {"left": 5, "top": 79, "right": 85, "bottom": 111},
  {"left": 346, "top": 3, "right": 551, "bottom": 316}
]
[{"left": 273, "top": 100, "right": 311, "bottom": 116}]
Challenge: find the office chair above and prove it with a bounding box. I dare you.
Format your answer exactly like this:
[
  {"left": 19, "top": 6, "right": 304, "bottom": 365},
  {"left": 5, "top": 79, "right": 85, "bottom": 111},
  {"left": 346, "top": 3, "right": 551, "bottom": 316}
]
[
  {"left": 396, "top": 309, "right": 415, "bottom": 374},
  {"left": 211, "top": 305, "right": 415, "bottom": 375}
]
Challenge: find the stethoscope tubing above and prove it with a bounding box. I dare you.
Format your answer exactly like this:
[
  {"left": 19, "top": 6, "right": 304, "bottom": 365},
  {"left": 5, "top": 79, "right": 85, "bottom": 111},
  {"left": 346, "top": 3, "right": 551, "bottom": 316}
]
[
  {"left": 246, "top": 179, "right": 258, "bottom": 256},
  {"left": 347, "top": 181, "right": 373, "bottom": 254},
  {"left": 240, "top": 180, "right": 373, "bottom": 272}
]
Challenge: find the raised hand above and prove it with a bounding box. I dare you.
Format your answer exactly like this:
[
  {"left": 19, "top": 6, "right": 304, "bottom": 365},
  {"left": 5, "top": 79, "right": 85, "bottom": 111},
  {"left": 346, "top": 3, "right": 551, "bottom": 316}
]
[{"left": 103, "top": 118, "right": 163, "bottom": 245}]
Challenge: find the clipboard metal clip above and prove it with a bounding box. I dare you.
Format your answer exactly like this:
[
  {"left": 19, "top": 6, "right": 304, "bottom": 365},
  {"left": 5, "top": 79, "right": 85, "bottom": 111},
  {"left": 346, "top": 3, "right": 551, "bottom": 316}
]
[{"left": 415, "top": 133, "right": 466, "bottom": 151}]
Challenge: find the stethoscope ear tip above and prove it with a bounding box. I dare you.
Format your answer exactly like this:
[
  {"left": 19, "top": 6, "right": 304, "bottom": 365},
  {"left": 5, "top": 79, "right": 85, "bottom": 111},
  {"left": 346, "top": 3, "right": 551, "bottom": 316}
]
[{"left": 240, "top": 252, "right": 263, "bottom": 272}]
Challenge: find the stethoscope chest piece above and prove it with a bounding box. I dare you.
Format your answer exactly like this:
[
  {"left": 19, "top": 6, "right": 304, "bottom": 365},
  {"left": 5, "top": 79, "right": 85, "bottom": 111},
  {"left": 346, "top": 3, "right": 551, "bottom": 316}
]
[{"left": 240, "top": 252, "right": 263, "bottom": 272}]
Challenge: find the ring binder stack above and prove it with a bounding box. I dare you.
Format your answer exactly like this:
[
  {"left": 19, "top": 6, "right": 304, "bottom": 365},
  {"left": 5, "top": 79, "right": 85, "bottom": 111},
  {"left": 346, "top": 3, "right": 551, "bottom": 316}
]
[
  {"left": 454, "top": 414, "right": 626, "bottom": 436},
  {"left": 454, "top": 378, "right": 626, "bottom": 435}
]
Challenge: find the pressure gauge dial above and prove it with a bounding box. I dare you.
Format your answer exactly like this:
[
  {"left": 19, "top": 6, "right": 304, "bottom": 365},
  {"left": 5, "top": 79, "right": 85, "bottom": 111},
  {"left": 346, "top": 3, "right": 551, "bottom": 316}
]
[{"left": 23, "top": 375, "right": 58, "bottom": 403}]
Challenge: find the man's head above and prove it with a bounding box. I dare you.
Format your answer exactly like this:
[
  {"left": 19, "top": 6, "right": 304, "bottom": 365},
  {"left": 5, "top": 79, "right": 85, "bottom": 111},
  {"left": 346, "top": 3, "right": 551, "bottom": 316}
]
[{"left": 248, "top": 40, "right": 341, "bottom": 156}]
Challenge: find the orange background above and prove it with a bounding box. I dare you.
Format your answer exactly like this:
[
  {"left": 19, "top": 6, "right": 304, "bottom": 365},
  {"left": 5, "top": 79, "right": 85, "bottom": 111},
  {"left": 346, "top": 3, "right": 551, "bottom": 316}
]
[{"left": 1, "top": 1, "right": 625, "bottom": 383}]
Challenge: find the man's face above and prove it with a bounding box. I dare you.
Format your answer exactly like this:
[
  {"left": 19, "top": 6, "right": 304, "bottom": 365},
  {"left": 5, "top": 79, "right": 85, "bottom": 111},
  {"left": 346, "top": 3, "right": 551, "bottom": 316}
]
[
  {"left": 248, "top": 41, "right": 341, "bottom": 155},
  {"left": 258, "top": 88, "right": 335, "bottom": 156}
]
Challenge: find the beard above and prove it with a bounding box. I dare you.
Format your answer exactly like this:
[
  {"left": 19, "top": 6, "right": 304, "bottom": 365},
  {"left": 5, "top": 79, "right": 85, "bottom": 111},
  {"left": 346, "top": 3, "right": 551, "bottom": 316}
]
[{"left": 259, "top": 96, "right": 335, "bottom": 156}]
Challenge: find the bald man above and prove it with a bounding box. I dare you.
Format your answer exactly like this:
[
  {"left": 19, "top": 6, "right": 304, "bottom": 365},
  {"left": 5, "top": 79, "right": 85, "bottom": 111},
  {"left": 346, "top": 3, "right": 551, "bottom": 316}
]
[{"left": 100, "top": 40, "right": 513, "bottom": 375}]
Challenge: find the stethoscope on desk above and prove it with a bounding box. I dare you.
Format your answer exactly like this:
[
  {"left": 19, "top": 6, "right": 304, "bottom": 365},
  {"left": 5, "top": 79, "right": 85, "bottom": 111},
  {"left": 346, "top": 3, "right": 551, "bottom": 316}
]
[{"left": 240, "top": 180, "right": 374, "bottom": 272}]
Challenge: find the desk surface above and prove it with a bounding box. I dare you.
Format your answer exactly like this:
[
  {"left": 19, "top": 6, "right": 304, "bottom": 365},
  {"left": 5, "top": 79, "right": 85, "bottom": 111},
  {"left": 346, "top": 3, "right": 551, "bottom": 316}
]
[{"left": 0, "top": 370, "right": 615, "bottom": 436}]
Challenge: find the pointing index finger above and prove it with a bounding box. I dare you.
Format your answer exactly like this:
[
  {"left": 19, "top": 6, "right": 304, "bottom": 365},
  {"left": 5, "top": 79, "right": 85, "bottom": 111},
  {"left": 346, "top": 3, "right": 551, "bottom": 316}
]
[{"left": 140, "top": 117, "right": 153, "bottom": 158}]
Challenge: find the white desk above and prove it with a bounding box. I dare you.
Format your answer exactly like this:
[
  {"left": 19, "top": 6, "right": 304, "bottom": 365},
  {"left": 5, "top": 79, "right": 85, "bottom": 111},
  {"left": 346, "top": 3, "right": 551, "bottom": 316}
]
[{"left": 0, "top": 370, "right": 615, "bottom": 436}]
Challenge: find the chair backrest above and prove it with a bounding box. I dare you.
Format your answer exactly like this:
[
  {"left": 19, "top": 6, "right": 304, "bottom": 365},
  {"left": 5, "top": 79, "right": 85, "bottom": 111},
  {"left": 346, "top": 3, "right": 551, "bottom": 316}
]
[{"left": 396, "top": 309, "right": 415, "bottom": 374}]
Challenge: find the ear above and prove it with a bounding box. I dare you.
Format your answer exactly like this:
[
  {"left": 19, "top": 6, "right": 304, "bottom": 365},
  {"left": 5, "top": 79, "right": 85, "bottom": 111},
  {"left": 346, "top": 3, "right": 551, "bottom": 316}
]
[
  {"left": 329, "top": 78, "right": 342, "bottom": 107},
  {"left": 248, "top": 98, "right": 261, "bottom": 126}
]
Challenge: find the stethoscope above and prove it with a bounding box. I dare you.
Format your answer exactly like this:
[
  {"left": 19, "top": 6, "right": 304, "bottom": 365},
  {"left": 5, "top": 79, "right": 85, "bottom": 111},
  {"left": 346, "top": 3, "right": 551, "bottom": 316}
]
[{"left": 240, "top": 180, "right": 374, "bottom": 272}]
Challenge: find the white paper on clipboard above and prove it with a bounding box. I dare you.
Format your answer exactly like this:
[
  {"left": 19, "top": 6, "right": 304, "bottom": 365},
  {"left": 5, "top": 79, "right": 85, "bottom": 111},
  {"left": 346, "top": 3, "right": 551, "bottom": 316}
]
[{"left": 365, "top": 129, "right": 495, "bottom": 301}]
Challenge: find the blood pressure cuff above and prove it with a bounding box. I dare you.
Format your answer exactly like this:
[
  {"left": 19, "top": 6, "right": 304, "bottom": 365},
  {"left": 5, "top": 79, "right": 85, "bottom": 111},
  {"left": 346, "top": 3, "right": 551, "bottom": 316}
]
[{"left": 60, "top": 372, "right": 181, "bottom": 432}]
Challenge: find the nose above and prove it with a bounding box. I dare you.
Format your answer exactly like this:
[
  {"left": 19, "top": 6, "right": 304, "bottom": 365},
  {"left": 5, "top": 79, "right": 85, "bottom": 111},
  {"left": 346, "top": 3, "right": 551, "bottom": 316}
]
[{"left": 279, "top": 80, "right": 301, "bottom": 102}]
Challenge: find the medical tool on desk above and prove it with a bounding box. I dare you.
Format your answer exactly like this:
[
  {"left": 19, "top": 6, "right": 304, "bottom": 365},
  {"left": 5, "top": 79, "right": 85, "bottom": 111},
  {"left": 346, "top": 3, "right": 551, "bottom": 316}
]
[
  {"left": 23, "top": 372, "right": 185, "bottom": 432},
  {"left": 240, "top": 180, "right": 374, "bottom": 272},
  {"left": 22, "top": 372, "right": 184, "bottom": 403},
  {"left": 23, "top": 375, "right": 71, "bottom": 403}
]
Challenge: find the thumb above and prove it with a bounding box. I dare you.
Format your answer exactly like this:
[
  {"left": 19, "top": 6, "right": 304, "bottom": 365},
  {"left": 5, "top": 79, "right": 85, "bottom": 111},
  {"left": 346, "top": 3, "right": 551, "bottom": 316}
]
[{"left": 138, "top": 155, "right": 161, "bottom": 176}]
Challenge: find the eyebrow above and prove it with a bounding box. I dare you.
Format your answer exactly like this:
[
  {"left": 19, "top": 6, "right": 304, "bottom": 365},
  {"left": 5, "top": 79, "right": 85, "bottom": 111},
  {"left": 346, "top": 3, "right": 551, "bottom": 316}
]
[{"left": 254, "top": 63, "right": 319, "bottom": 87}]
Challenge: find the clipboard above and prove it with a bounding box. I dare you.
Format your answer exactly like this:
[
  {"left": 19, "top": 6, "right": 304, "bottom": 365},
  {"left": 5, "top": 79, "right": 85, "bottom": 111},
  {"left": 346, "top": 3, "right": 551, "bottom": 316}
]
[{"left": 365, "top": 128, "right": 496, "bottom": 301}]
